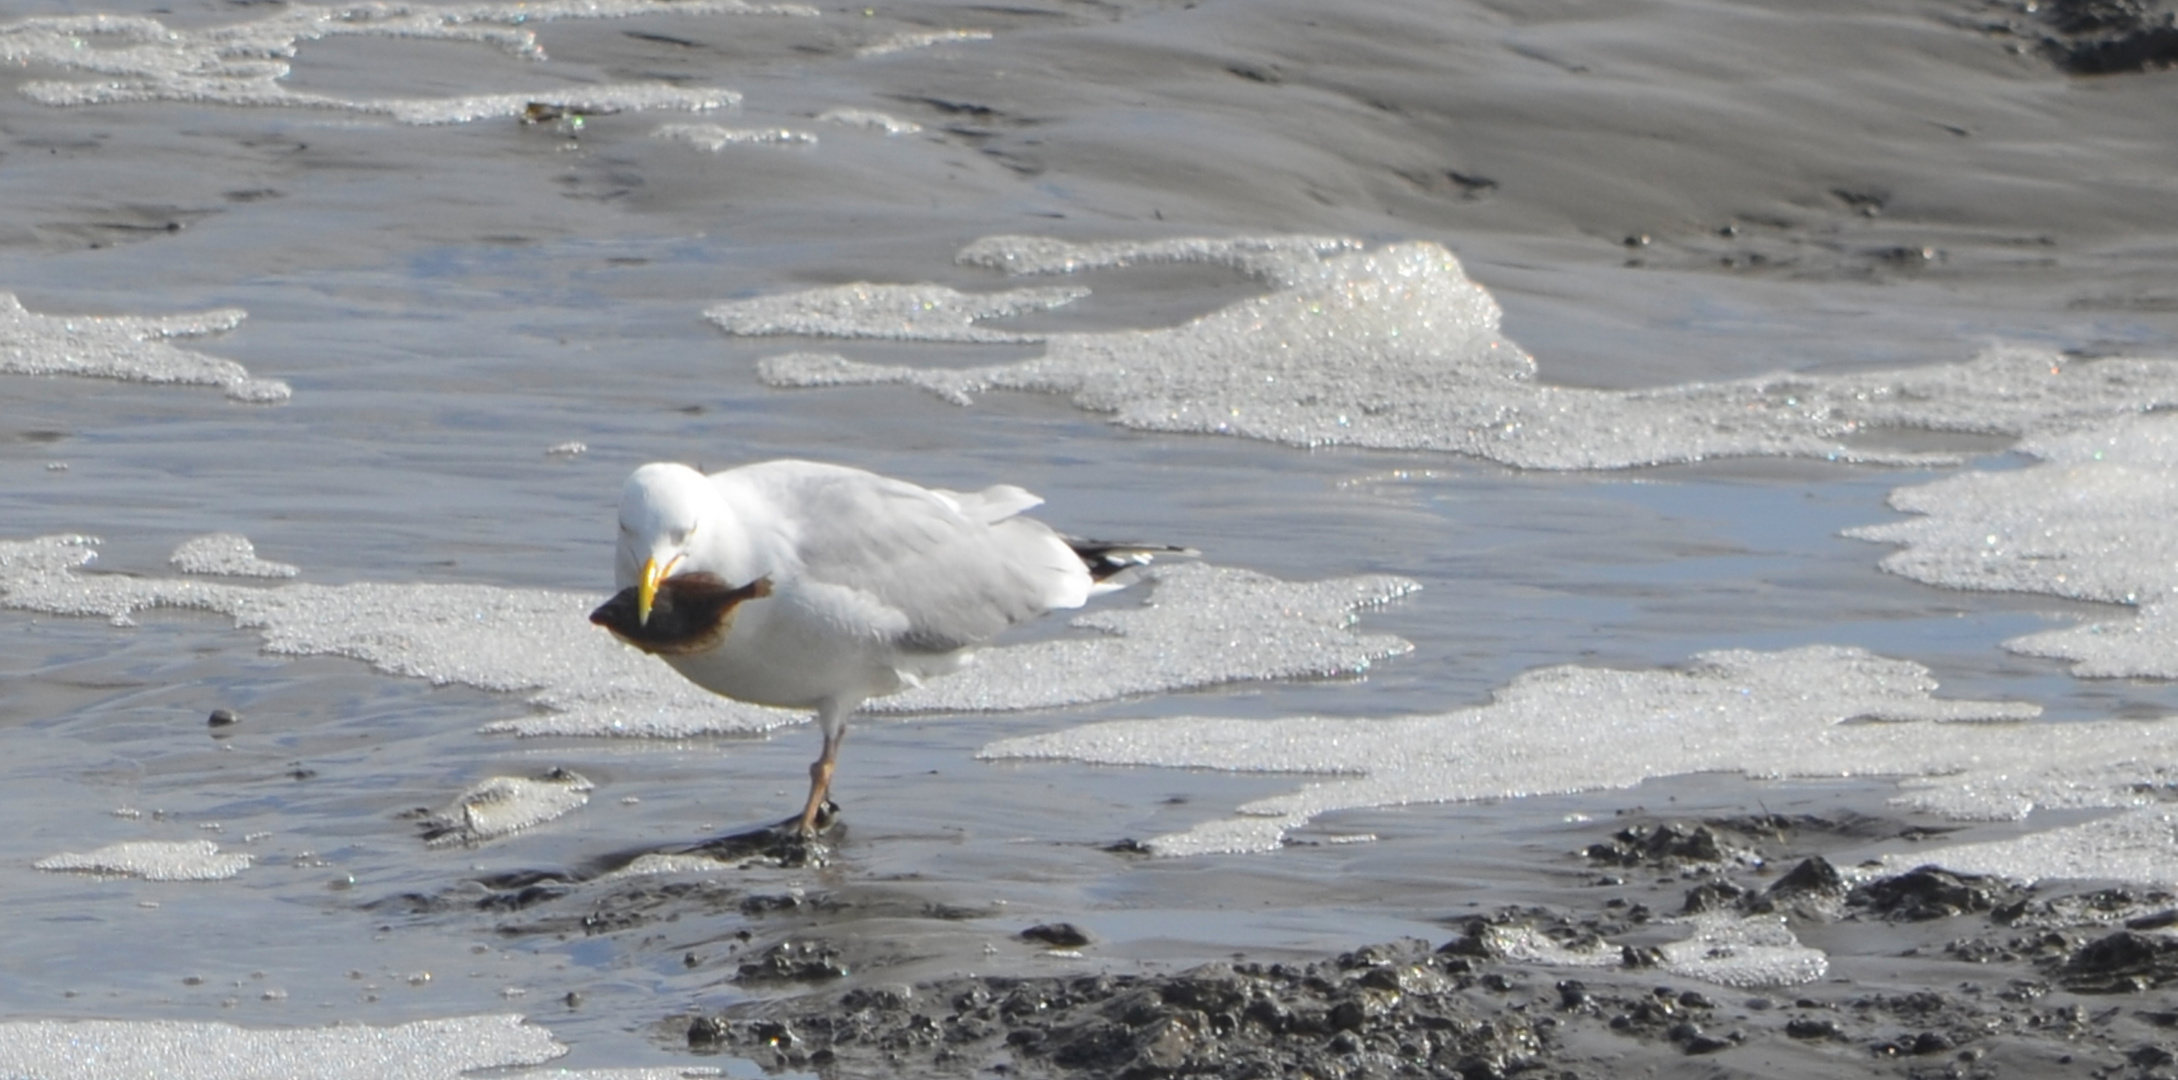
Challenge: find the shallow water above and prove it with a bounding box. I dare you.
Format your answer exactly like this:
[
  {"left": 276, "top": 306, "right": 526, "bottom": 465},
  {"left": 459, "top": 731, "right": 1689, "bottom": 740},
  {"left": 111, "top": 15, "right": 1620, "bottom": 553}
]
[{"left": 5, "top": 0, "right": 2178, "bottom": 1074}]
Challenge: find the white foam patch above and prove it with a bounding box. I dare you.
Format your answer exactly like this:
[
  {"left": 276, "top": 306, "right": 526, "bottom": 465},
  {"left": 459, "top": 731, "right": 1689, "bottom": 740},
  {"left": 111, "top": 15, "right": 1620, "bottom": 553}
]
[
  {"left": 0, "top": 536, "right": 1412, "bottom": 740},
  {"left": 1887, "top": 725, "right": 2178, "bottom": 821},
  {"left": 744, "top": 236, "right": 2178, "bottom": 468},
  {"left": 855, "top": 28, "right": 993, "bottom": 58},
  {"left": 170, "top": 533, "right": 299, "bottom": 579},
  {"left": 955, "top": 235, "right": 1365, "bottom": 280},
  {"left": 712, "top": 283, "right": 1090, "bottom": 345},
  {"left": 980, "top": 645, "right": 2116, "bottom": 857},
  {"left": 0, "top": 2, "right": 807, "bottom": 121},
  {"left": 1474, "top": 914, "right": 1825, "bottom": 988},
  {"left": 655, "top": 123, "right": 817, "bottom": 150},
  {"left": 424, "top": 770, "right": 594, "bottom": 847},
  {"left": 1654, "top": 913, "right": 1830, "bottom": 988},
  {"left": 601, "top": 853, "right": 749, "bottom": 879},
  {"left": 2012, "top": 607, "right": 2178, "bottom": 680},
  {"left": 869, "top": 562, "right": 1416, "bottom": 714},
  {"left": 816, "top": 107, "right": 922, "bottom": 135},
  {"left": 0, "top": 293, "right": 288, "bottom": 403},
  {"left": 34, "top": 839, "right": 251, "bottom": 881},
  {"left": 557, "top": 1070, "right": 724, "bottom": 1079},
  {"left": 384, "top": 86, "right": 741, "bottom": 127},
  {"left": 1880, "top": 808, "right": 2178, "bottom": 888},
  {"left": 0, "top": 1014, "right": 722, "bottom": 1080},
  {"left": 1848, "top": 412, "right": 2178, "bottom": 678},
  {"left": 0, "top": 534, "right": 795, "bottom": 737},
  {"left": 1846, "top": 413, "right": 2178, "bottom": 607}
]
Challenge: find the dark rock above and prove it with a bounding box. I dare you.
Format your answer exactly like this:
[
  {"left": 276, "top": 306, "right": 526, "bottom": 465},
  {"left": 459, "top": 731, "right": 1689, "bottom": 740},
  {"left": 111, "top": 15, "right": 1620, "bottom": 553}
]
[
  {"left": 1158, "top": 967, "right": 1245, "bottom": 1014},
  {"left": 1584, "top": 822, "right": 1727, "bottom": 867},
  {"left": 686, "top": 1015, "right": 723, "bottom": 1046},
  {"left": 748, "top": 1019, "right": 798, "bottom": 1047},
  {"left": 1662, "top": 1018, "right": 1732, "bottom": 1055},
  {"left": 1768, "top": 856, "right": 1845, "bottom": 898},
  {"left": 739, "top": 893, "right": 803, "bottom": 916},
  {"left": 1438, "top": 917, "right": 1501, "bottom": 958},
  {"left": 2131, "top": 1043, "right": 2178, "bottom": 1068},
  {"left": 2057, "top": 929, "right": 2178, "bottom": 993},
  {"left": 679, "top": 810, "right": 840, "bottom": 869},
  {"left": 473, "top": 883, "right": 566, "bottom": 911},
  {"left": 1683, "top": 1032, "right": 1732, "bottom": 1055},
  {"left": 1681, "top": 879, "right": 1748, "bottom": 915},
  {"left": 1848, "top": 865, "right": 2025, "bottom": 921},
  {"left": 207, "top": 708, "right": 240, "bottom": 727},
  {"left": 841, "top": 985, "right": 911, "bottom": 1011},
  {"left": 1046, "top": 1019, "right": 1134, "bottom": 1070},
  {"left": 1020, "top": 923, "right": 1093, "bottom": 949},
  {"left": 2036, "top": 0, "right": 2178, "bottom": 74},
  {"left": 1909, "top": 1030, "right": 1953, "bottom": 1055},
  {"left": 2125, "top": 908, "right": 2178, "bottom": 931},
  {"left": 1786, "top": 1017, "right": 1840, "bottom": 1039},
  {"left": 694, "top": 944, "right": 1546, "bottom": 1078},
  {"left": 735, "top": 940, "right": 849, "bottom": 984}
]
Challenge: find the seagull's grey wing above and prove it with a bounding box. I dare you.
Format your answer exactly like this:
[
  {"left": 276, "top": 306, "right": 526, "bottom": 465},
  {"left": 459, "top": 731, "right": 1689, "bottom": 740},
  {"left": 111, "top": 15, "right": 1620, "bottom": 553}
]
[
  {"left": 749, "top": 464, "right": 1086, "bottom": 652},
  {"left": 931, "top": 483, "right": 1042, "bottom": 525}
]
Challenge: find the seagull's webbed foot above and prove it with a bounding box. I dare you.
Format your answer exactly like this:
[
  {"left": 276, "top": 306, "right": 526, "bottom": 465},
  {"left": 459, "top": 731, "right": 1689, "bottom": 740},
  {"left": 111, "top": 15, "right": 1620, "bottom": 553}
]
[
  {"left": 682, "top": 800, "right": 840, "bottom": 868},
  {"left": 773, "top": 800, "right": 840, "bottom": 867}
]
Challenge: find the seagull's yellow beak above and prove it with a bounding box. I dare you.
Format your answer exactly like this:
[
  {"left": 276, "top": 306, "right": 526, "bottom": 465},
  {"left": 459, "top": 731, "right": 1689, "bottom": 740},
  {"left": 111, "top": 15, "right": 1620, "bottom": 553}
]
[{"left": 637, "top": 553, "right": 681, "bottom": 626}]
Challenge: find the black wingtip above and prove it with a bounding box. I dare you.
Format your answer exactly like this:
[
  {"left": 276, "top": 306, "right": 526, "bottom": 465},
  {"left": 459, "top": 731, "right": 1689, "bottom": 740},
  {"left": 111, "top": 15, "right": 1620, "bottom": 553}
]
[{"left": 1064, "top": 537, "right": 1197, "bottom": 581}]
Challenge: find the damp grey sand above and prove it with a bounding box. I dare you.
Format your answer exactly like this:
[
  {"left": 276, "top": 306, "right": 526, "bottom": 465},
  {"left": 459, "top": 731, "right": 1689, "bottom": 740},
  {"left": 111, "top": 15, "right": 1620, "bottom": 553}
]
[{"left": 6, "top": 0, "right": 2178, "bottom": 1076}]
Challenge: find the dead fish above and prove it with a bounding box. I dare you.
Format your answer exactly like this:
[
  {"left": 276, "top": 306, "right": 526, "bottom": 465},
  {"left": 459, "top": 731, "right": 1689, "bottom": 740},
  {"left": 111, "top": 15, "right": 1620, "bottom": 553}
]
[{"left": 590, "top": 572, "right": 772, "bottom": 656}]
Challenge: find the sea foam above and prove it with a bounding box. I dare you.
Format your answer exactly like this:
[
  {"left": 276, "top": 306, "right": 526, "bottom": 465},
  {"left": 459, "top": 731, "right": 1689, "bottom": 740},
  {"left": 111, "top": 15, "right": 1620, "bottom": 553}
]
[
  {"left": 0, "top": 1013, "right": 720, "bottom": 1080},
  {"left": 0, "top": 2, "right": 807, "bottom": 122},
  {"left": 1850, "top": 412, "right": 2178, "bottom": 678},
  {"left": 0, "top": 294, "right": 287, "bottom": 402},
  {"left": 741, "top": 236, "right": 2178, "bottom": 469},
  {"left": 0, "top": 536, "right": 1412, "bottom": 740},
  {"left": 975, "top": 645, "right": 2178, "bottom": 858}
]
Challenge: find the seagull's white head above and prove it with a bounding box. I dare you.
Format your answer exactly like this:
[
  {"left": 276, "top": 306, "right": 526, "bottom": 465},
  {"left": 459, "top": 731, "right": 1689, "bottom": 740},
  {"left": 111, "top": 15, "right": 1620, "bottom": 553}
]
[{"left": 618, "top": 462, "right": 714, "bottom": 626}]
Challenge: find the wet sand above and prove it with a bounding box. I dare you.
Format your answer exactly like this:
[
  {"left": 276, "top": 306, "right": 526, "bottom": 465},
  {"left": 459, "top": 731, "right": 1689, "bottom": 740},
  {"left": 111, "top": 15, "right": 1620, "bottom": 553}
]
[{"left": 611, "top": 797, "right": 2178, "bottom": 1078}]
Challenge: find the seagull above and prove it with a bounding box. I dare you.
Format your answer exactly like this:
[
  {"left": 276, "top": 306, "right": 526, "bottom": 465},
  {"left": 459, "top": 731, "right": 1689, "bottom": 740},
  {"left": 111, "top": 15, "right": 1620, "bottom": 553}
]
[{"left": 589, "top": 459, "right": 1180, "bottom": 837}]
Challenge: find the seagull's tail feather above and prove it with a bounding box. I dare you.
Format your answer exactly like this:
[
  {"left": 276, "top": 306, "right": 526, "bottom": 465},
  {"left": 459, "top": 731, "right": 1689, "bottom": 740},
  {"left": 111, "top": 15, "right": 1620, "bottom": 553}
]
[{"left": 1063, "top": 537, "right": 1197, "bottom": 586}]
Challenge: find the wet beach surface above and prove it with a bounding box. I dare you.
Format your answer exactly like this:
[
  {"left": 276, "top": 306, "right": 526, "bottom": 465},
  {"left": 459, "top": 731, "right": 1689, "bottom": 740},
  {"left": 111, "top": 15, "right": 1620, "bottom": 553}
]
[{"left": 5, "top": 0, "right": 2178, "bottom": 1077}]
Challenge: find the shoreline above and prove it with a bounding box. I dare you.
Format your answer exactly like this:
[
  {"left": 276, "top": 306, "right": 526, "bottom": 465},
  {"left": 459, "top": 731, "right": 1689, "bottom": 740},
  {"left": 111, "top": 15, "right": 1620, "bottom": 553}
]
[{"left": 674, "top": 813, "right": 2178, "bottom": 1078}]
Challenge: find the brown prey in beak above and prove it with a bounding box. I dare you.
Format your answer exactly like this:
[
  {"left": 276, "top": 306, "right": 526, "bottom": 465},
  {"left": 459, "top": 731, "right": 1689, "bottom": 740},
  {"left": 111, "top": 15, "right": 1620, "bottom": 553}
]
[{"left": 593, "top": 572, "right": 772, "bottom": 656}]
